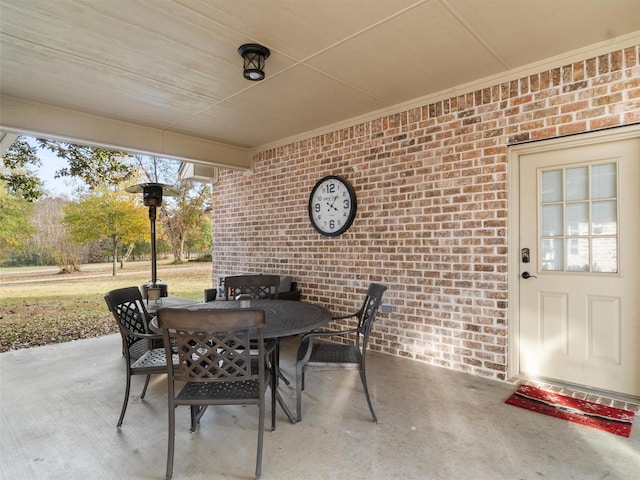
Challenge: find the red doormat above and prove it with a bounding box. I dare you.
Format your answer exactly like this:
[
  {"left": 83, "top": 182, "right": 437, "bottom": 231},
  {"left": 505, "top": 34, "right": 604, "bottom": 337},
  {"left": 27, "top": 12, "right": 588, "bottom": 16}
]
[{"left": 506, "top": 385, "right": 635, "bottom": 437}]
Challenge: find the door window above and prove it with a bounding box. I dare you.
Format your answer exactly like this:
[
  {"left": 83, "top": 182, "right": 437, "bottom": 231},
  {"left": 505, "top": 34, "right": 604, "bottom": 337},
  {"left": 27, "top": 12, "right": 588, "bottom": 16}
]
[{"left": 539, "top": 162, "right": 618, "bottom": 273}]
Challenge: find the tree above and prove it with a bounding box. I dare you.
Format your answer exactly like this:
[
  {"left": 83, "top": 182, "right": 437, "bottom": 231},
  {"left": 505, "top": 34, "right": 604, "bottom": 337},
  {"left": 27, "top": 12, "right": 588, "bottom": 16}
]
[
  {"left": 63, "top": 186, "right": 148, "bottom": 275},
  {"left": 161, "top": 181, "right": 212, "bottom": 262},
  {"left": 185, "top": 216, "right": 213, "bottom": 258},
  {"left": 21, "top": 197, "right": 70, "bottom": 265},
  {"left": 20, "top": 196, "right": 95, "bottom": 271},
  {"left": 132, "top": 155, "right": 212, "bottom": 263},
  {"left": 1, "top": 136, "right": 135, "bottom": 201},
  {"left": 0, "top": 180, "right": 35, "bottom": 256}
]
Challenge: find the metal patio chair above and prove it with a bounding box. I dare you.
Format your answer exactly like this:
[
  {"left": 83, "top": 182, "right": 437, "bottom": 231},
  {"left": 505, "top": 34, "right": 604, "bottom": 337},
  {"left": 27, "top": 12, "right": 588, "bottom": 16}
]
[
  {"left": 104, "top": 286, "right": 176, "bottom": 428},
  {"left": 156, "top": 307, "right": 274, "bottom": 480},
  {"left": 295, "top": 282, "right": 387, "bottom": 423},
  {"left": 224, "top": 274, "right": 291, "bottom": 385},
  {"left": 223, "top": 274, "right": 280, "bottom": 300}
]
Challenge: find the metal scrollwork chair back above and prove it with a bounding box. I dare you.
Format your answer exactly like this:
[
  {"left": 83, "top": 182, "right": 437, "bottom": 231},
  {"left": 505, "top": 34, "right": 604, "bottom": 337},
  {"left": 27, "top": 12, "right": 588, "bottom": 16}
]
[{"left": 223, "top": 274, "right": 280, "bottom": 300}]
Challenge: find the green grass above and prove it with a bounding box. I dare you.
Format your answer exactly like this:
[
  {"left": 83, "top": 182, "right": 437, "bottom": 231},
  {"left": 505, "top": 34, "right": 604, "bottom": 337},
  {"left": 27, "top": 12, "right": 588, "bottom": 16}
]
[{"left": 0, "top": 261, "right": 212, "bottom": 352}]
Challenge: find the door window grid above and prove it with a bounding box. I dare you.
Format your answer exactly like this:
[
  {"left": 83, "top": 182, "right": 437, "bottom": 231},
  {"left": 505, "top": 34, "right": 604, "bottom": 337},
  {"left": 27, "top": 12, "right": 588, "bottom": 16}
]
[{"left": 539, "top": 161, "right": 618, "bottom": 273}]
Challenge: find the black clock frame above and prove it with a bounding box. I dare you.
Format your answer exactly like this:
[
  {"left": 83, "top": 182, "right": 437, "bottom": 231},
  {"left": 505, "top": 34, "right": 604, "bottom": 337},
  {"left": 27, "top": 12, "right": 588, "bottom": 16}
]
[{"left": 308, "top": 175, "right": 357, "bottom": 236}]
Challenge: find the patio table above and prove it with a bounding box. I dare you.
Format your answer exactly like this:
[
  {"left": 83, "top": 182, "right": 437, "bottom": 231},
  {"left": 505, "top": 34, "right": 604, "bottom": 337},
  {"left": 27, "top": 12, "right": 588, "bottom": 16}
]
[
  {"left": 149, "top": 298, "right": 332, "bottom": 422},
  {"left": 145, "top": 296, "right": 196, "bottom": 311}
]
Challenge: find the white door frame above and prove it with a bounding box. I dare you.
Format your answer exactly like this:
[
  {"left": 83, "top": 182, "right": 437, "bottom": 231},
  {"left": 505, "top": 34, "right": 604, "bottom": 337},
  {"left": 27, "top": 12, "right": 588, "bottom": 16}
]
[{"left": 507, "top": 124, "right": 640, "bottom": 382}]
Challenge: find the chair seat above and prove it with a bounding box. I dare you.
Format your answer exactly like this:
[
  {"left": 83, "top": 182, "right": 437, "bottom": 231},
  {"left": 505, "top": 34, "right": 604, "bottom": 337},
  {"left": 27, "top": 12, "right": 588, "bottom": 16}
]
[
  {"left": 131, "top": 348, "right": 175, "bottom": 371},
  {"left": 177, "top": 379, "right": 263, "bottom": 402},
  {"left": 176, "top": 357, "right": 270, "bottom": 402},
  {"left": 303, "top": 341, "right": 362, "bottom": 367}
]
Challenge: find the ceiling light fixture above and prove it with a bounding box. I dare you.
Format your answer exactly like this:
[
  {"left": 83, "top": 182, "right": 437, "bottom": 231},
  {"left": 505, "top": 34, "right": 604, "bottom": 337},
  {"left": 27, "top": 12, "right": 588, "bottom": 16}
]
[{"left": 238, "top": 43, "right": 270, "bottom": 81}]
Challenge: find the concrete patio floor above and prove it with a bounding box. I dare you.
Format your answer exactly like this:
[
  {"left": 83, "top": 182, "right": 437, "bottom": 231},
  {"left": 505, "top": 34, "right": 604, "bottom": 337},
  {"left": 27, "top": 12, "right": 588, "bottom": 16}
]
[{"left": 1, "top": 334, "right": 638, "bottom": 479}]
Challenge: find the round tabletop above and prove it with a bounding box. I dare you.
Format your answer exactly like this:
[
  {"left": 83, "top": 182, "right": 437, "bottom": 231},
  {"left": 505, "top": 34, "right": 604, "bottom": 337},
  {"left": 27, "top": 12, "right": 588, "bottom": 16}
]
[{"left": 150, "top": 299, "right": 332, "bottom": 339}]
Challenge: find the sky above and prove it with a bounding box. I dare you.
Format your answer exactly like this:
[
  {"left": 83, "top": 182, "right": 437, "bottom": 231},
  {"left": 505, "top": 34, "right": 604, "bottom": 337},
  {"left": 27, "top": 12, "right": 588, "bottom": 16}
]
[
  {"left": 21, "top": 136, "right": 77, "bottom": 197},
  {"left": 36, "top": 148, "right": 74, "bottom": 197}
]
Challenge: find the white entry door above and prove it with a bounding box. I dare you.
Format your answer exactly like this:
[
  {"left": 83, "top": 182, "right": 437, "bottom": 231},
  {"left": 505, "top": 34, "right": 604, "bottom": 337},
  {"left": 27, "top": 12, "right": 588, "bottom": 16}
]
[{"left": 517, "top": 133, "right": 640, "bottom": 397}]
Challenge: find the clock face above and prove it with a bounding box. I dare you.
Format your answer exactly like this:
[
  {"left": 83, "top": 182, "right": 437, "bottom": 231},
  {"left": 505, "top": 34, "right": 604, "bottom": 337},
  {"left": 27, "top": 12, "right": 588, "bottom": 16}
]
[{"left": 308, "top": 175, "right": 357, "bottom": 236}]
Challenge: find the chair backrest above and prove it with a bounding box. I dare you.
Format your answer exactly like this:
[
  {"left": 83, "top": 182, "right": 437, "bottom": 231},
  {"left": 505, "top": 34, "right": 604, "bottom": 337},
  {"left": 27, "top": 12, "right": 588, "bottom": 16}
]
[
  {"left": 104, "top": 287, "right": 153, "bottom": 359},
  {"left": 354, "top": 283, "right": 387, "bottom": 347},
  {"left": 223, "top": 274, "right": 280, "bottom": 300},
  {"left": 156, "top": 308, "right": 266, "bottom": 385}
]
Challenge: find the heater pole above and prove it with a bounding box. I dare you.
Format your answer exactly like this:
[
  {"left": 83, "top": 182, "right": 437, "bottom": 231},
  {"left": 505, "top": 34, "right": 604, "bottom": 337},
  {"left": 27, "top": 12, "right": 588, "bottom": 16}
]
[{"left": 149, "top": 205, "right": 157, "bottom": 286}]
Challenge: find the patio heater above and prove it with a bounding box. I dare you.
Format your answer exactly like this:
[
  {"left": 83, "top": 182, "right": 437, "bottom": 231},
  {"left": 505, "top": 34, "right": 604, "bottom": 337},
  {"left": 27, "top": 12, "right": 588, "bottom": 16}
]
[{"left": 125, "top": 182, "right": 179, "bottom": 300}]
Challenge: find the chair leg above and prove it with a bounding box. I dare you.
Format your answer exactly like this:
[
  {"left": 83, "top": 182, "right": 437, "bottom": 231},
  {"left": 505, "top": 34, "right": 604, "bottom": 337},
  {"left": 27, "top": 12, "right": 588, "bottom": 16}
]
[
  {"left": 359, "top": 367, "right": 377, "bottom": 423},
  {"left": 256, "top": 398, "right": 265, "bottom": 480},
  {"left": 117, "top": 371, "right": 132, "bottom": 427},
  {"left": 295, "top": 363, "right": 304, "bottom": 422},
  {"left": 274, "top": 341, "right": 290, "bottom": 386},
  {"left": 166, "top": 405, "right": 176, "bottom": 479},
  {"left": 140, "top": 374, "right": 151, "bottom": 399},
  {"left": 190, "top": 405, "right": 197, "bottom": 432},
  {"left": 270, "top": 358, "right": 277, "bottom": 431},
  {"left": 190, "top": 405, "right": 207, "bottom": 432}
]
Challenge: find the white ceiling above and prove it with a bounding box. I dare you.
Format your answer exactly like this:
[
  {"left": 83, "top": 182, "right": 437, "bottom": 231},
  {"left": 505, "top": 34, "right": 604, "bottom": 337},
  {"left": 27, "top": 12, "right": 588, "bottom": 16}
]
[{"left": 2, "top": 0, "right": 640, "bottom": 169}]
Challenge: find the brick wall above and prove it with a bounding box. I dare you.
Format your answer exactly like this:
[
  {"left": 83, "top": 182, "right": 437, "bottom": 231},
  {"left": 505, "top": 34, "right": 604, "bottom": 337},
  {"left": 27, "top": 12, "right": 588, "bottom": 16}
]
[{"left": 211, "top": 45, "right": 640, "bottom": 381}]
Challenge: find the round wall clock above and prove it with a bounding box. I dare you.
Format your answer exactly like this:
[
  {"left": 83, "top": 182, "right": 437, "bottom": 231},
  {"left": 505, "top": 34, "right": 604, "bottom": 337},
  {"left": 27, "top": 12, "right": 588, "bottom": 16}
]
[{"left": 308, "top": 175, "right": 357, "bottom": 236}]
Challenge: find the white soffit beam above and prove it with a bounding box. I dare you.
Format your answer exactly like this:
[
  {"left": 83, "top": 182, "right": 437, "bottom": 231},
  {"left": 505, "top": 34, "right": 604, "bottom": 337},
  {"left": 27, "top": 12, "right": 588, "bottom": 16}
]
[
  {"left": 0, "top": 131, "right": 19, "bottom": 155},
  {"left": 0, "top": 95, "right": 251, "bottom": 170},
  {"left": 178, "top": 162, "right": 219, "bottom": 183}
]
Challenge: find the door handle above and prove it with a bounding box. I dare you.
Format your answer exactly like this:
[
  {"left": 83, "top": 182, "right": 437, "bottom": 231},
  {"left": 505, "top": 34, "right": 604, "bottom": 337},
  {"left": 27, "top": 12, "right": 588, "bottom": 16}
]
[{"left": 521, "top": 272, "right": 537, "bottom": 279}]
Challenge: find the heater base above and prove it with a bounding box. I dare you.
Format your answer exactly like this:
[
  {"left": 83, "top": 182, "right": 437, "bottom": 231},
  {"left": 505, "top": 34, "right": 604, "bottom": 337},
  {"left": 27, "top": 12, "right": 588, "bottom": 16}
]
[{"left": 140, "top": 281, "right": 168, "bottom": 299}]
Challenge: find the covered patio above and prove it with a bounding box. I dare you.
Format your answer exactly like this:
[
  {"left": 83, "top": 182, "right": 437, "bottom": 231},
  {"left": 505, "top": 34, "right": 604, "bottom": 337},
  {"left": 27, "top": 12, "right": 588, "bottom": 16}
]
[
  {"left": 1, "top": 334, "right": 638, "bottom": 479},
  {"left": 2, "top": 3, "right": 640, "bottom": 478}
]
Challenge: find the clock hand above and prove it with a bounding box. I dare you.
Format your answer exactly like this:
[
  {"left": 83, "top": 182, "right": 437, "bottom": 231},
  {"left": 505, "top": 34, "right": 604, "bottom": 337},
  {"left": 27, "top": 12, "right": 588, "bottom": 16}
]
[{"left": 325, "top": 202, "right": 338, "bottom": 212}]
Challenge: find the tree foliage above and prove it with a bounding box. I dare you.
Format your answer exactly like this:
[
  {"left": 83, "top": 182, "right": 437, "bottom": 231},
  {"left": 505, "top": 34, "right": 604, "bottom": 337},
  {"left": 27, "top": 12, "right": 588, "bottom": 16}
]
[
  {"left": 0, "top": 138, "right": 43, "bottom": 201},
  {"left": 1, "top": 136, "right": 135, "bottom": 201},
  {"left": 185, "top": 216, "right": 213, "bottom": 257},
  {"left": 63, "top": 186, "right": 148, "bottom": 275},
  {"left": 0, "top": 181, "right": 35, "bottom": 255},
  {"left": 38, "top": 139, "right": 135, "bottom": 188}
]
